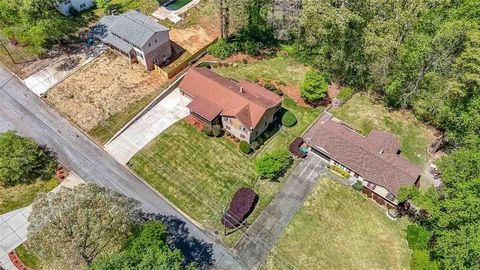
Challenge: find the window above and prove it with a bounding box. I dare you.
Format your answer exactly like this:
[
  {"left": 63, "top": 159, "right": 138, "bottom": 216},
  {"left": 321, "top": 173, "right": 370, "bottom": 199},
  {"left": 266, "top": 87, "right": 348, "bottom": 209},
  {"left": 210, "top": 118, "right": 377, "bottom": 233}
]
[
  {"left": 265, "top": 121, "right": 268, "bottom": 127},
  {"left": 366, "top": 182, "right": 376, "bottom": 190},
  {"left": 223, "top": 117, "right": 228, "bottom": 121},
  {"left": 386, "top": 193, "right": 395, "bottom": 201},
  {"left": 155, "top": 39, "right": 157, "bottom": 43},
  {"left": 240, "top": 134, "right": 245, "bottom": 139},
  {"left": 80, "top": 3, "right": 85, "bottom": 8},
  {"left": 136, "top": 52, "right": 143, "bottom": 59},
  {"left": 354, "top": 173, "right": 359, "bottom": 178},
  {"left": 225, "top": 125, "right": 231, "bottom": 130},
  {"left": 148, "top": 43, "right": 151, "bottom": 47}
]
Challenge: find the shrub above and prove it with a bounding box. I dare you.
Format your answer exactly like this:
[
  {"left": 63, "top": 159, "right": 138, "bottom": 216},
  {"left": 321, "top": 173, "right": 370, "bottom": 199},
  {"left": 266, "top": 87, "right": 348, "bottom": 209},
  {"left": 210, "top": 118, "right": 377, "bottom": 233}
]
[
  {"left": 239, "top": 141, "right": 252, "bottom": 154},
  {"left": 406, "top": 225, "right": 431, "bottom": 250},
  {"left": 251, "top": 141, "right": 260, "bottom": 150},
  {"left": 328, "top": 164, "right": 351, "bottom": 178},
  {"left": 300, "top": 70, "right": 328, "bottom": 103},
  {"left": 282, "top": 111, "right": 297, "bottom": 127},
  {"left": 255, "top": 137, "right": 264, "bottom": 145},
  {"left": 242, "top": 58, "right": 248, "bottom": 64},
  {"left": 207, "top": 38, "right": 236, "bottom": 59},
  {"left": 255, "top": 149, "right": 293, "bottom": 180},
  {"left": 352, "top": 180, "right": 363, "bottom": 191},
  {"left": 203, "top": 126, "right": 213, "bottom": 136},
  {"left": 264, "top": 83, "right": 277, "bottom": 92},
  {"left": 274, "top": 88, "right": 283, "bottom": 96},
  {"left": 278, "top": 80, "right": 287, "bottom": 86},
  {"left": 225, "top": 130, "right": 231, "bottom": 137},
  {"left": 234, "top": 137, "right": 240, "bottom": 142},
  {"left": 212, "top": 124, "right": 222, "bottom": 137},
  {"left": 221, "top": 188, "right": 258, "bottom": 229},
  {"left": 337, "top": 86, "right": 354, "bottom": 101},
  {"left": 0, "top": 131, "right": 57, "bottom": 186}
]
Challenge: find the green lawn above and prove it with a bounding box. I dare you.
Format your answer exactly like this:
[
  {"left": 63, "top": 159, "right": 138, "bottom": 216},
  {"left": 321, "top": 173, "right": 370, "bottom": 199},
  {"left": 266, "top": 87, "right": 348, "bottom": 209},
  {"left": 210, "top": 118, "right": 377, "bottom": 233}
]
[
  {"left": 0, "top": 179, "right": 58, "bottom": 215},
  {"left": 94, "top": 0, "right": 159, "bottom": 16},
  {"left": 263, "top": 179, "right": 411, "bottom": 270},
  {"left": 88, "top": 84, "right": 168, "bottom": 144},
  {"left": 129, "top": 121, "right": 287, "bottom": 245},
  {"left": 331, "top": 93, "right": 434, "bottom": 166},
  {"left": 214, "top": 56, "right": 310, "bottom": 86},
  {"left": 15, "top": 244, "right": 43, "bottom": 270},
  {"left": 257, "top": 98, "right": 322, "bottom": 155}
]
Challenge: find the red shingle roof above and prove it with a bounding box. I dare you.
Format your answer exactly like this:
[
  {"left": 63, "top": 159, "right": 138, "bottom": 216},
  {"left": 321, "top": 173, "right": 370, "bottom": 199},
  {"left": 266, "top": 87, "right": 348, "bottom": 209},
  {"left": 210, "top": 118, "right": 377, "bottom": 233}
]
[
  {"left": 303, "top": 118, "right": 421, "bottom": 195},
  {"left": 179, "top": 67, "right": 282, "bottom": 128}
]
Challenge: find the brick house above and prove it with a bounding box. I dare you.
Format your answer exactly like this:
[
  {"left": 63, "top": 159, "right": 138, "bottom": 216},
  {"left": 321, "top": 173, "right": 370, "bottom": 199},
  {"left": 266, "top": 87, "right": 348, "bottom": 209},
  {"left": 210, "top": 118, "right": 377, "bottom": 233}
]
[
  {"left": 303, "top": 114, "right": 421, "bottom": 208},
  {"left": 178, "top": 67, "right": 283, "bottom": 143},
  {"left": 96, "top": 10, "right": 172, "bottom": 70}
]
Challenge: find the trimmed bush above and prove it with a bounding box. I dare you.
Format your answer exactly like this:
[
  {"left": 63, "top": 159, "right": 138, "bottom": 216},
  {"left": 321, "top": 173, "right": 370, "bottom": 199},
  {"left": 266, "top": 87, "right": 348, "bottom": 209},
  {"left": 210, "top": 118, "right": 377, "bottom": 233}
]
[
  {"left": 242, "top": 59, "right": 248, "bottom": 64},
  {"left": 282, "top": 111, "right": 297, "bottom": 127},
  {"left": 207, "top": 38, "right": 235, "bottom": 59},
  {"left": 212, "top": 124, "right": 222, "bottom": 137},
  {"left": 255, "top": 149, "right": 293, "bottom": 180},
  {"left": 251, "top": 141, "right": 260, "bottom": 150},
  {"left": 221, "top": 188, "right": 258, "bottom": 229},
  {"left": 300, "top": 70, "right": 328, "bottom": 103},
  {"left": 239, "top": 141, "right": 252, "bottom": 154},
  {"left": 225, "top": 130, "right": 231, "bottom": 137},
  {"left": 274, "top": 88, "right": 283, "bottom": 96},
  {"left": 264, "top": 83, "right": 277, "bottom": 92},
  {"left": 406, "top": 225, "right": 431, "bottom": 250},
  {"left": 329, "top": 164, "right": 351, "bottom": 178},
  {"left": 203, "top": 126, "right": 213, "bottom": 136},
  {"left": 411, "top": 250, "right": 439, "bottom": 270},
  {"left": 255, "top": 137, "right": 264, "bottom": 145},
  {"left": 337, "top": 86, "right": 354, "bottom": 101},
  {"left": 352, "top": 180, "right": 363, "bottom": 191}
]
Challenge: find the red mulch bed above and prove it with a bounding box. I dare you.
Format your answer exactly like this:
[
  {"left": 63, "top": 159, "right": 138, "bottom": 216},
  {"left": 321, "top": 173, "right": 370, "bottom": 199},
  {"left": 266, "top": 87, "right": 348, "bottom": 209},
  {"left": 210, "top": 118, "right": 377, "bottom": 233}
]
[
  {"left": 9, "top": 251, "right": 30, "bottom": 270},
  {"left": 184, "top": 115, "right": 205, "bottom": 131}
]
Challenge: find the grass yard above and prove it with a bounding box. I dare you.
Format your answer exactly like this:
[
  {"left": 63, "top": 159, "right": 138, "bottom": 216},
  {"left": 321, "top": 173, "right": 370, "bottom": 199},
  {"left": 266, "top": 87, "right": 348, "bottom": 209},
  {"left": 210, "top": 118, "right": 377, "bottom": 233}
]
[
  {"left": 94, "top": 0, "right": 159, "bottom": 16},
  {"left": 0, "top": 179, "right": 58, "bottom": 215},
  {"left": 129, "top": 121, "right": 285, "bottom": 245},
  {"left": 263, "top": 179, "right": 411, "bottom": 270},
  {"left": 214, "top": 56, "right": 309, "bottom": 86},
  {"left": 15, "top": 244, "right": 43, "bottom": 270},
  {"left": 257, "top": 98, "right": 322, "bottom": 155},
  {"left": 331, "top": 93, "right": 436, "bottom": 166}
]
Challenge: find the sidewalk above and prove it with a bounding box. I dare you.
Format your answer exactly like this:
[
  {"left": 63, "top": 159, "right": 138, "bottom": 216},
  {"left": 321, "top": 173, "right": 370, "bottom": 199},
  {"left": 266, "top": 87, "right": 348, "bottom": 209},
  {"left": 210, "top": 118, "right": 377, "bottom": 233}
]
[{"left": 0, "top": 173, "right": 84, "bottom": 270}]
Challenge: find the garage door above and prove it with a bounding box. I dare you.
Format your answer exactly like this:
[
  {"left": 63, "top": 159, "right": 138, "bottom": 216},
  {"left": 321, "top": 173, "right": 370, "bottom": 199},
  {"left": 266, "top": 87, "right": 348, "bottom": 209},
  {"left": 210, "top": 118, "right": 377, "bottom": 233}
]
[{"left": 311, "top": 147, "right": 331, "bottom": 162}]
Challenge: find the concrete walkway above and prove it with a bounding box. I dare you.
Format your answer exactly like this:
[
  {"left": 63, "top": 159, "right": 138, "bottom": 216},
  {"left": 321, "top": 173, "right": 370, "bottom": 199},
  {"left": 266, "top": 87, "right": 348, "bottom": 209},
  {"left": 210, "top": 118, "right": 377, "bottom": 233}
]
[
  {"left": 234, "top": 155, "right": 328, "bottom": 270},
  {"left": 0, "top": 173, "right": 84, "bottom": 270},
  {"left": 152, "top": 0, "right": 201, "bottom": 23},
  {"left": 105, "top": 88, "right": 191, "bottom": 164}
]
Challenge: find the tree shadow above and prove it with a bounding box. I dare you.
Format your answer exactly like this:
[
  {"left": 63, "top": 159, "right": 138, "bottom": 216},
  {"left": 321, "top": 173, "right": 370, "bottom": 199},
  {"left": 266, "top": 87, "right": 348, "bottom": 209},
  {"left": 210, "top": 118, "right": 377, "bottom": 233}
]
[{"left": 143, "top": 213, "right": 215, "bottom": 270}]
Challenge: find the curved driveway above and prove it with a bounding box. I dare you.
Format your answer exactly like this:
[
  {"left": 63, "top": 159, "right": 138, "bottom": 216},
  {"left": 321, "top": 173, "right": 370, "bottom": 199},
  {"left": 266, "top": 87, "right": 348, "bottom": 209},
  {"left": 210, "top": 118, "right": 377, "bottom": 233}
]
[{"left": 0, "top": 66, "right": 246, "bottom": 270}]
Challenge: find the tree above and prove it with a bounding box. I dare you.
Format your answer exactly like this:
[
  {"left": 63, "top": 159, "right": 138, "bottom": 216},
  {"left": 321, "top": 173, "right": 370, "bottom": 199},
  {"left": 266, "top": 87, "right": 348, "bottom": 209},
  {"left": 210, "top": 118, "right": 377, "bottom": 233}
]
[
  {"left": 90, "top": 222, "right": 188, "bottom": 270},
  {"left": 281, "top": 111, "right": 297, "bottom": 127},
  {"left": 255, "top": 149, "right": 293, "bottom": 180},
  {"left": 0, "top": 131, "right": 56, "bottom": 187},
  {"left": 26, "top": 183, "right": 141, "bottom": 269},
  {"left": 300, "top": 70, "right": 328, "bottom": 103}
]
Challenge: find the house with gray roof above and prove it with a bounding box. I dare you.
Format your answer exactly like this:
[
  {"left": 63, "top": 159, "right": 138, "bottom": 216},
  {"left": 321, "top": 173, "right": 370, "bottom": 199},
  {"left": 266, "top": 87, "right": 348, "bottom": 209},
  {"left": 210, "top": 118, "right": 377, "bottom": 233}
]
[{"left": 96, "top": 10, "right": 172, "bottom": 70}]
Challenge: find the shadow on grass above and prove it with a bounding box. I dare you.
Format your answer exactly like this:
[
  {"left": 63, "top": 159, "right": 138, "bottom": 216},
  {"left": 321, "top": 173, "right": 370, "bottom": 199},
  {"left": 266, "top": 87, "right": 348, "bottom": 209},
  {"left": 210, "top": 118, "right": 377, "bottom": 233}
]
[{"left": 143, "top": 213, "right": 215, "bottom": 270}]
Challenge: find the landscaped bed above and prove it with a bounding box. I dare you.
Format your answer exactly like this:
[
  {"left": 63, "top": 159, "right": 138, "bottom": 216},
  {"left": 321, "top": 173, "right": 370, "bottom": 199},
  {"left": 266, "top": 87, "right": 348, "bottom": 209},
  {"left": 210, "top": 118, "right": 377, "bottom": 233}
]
[
  {"left": 0, "top": 178, "right": 58, "bottom": 215},
  {"left": 263, "top": 179, "right": 411, "bottom": 270},
  {"left": 129, "top": 120, "right": 287, "bottom": 245},
  {"left": 331, "top": 93, "right": 436, "bottom": 166}
]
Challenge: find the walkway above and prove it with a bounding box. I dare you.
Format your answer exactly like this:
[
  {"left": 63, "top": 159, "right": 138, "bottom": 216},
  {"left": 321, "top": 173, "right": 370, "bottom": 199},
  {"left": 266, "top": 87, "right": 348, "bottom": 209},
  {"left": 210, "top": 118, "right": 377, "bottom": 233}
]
[
  {"left": 234, "top": 155, "right": 328, "bottom": 269},
  {"left": 0, "top": 173, "right": 84, "bottom": 270},
  {"left": 151, "top": 0, "right": 201, "bottom": 23},
  {"left": 105, "top": 88, "right": 191, "bottom": 164}
]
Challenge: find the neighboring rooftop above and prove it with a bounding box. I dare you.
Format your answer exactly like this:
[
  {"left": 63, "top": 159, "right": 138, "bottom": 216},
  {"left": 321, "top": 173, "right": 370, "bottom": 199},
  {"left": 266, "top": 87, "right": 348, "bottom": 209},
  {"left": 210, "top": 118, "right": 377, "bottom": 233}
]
[
  {"left": 179, "top": 67, "right": 283, "bottom": 128},
  {"left": 303, "top": 117, "right": 421, "bottom": 195},
  {"left": 96, "top": 10, "right": 170, "bottom": 52}
]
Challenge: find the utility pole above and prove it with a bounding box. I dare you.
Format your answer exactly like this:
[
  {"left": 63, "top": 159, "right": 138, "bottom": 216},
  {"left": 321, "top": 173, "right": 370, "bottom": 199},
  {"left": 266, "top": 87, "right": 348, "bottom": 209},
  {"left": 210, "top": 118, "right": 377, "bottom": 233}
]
[{"left": 220, "top": 0, "right": 229, "bottom": 38}]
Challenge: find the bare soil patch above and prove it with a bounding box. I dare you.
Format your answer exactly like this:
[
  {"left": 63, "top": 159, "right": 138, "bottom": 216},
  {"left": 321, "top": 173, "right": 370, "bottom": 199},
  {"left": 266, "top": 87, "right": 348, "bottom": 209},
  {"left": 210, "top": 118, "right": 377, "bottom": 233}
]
[
  {"left": 328, "top": 83, "right": 341, "bottom": 99},
  {"left": 169, "top": 26, "right": 216, "bottom": 54},
  {"left": 46, "top": 50, "right": 167, "bottom": 131}
]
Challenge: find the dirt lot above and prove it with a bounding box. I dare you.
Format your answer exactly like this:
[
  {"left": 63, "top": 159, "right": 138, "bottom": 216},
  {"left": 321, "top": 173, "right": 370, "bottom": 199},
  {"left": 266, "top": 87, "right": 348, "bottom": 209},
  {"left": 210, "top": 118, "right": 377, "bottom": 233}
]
[
  {"left": 45, "top": 50, "right": 167, "bottom": 131},
  {"left": 169, "top": 26, "right": 216, "bottom": 54}
]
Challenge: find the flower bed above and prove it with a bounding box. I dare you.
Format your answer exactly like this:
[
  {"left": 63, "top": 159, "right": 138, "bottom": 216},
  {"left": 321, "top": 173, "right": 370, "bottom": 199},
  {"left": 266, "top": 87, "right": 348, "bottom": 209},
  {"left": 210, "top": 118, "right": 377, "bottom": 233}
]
[{"left": 328, "top": 164, "right": 351, "bottom": 178}]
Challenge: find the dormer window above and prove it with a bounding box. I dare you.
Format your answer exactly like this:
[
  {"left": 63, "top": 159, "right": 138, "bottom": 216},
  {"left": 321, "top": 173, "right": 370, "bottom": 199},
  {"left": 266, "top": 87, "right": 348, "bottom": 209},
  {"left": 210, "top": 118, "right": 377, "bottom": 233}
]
[
  {"left": 366, "top": 182, "right": 376, "bottom": 190},
  {"left": 386, "top": 193, "right": 395, "bottom": 201},
  {"left": 148, "top": 43, "right": 151, "bottom": 47}
]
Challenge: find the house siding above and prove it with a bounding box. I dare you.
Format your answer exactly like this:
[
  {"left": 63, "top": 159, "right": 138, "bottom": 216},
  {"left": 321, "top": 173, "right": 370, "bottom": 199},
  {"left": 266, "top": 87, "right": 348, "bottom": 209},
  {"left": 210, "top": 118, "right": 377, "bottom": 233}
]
[{"left": 57, "top": 0, "right": 94, "bottom": 16}]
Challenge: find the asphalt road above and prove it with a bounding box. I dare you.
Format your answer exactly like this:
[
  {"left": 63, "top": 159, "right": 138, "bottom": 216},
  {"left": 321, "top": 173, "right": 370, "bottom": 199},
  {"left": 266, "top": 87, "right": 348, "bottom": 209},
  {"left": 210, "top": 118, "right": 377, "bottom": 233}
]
[{"left": 0, "top": 65, "right": 246, "bottom": 270}]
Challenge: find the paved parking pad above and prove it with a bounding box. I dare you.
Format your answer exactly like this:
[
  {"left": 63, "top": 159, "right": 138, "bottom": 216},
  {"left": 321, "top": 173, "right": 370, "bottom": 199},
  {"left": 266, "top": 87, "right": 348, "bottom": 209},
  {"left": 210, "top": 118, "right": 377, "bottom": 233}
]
[{"left": 105, "top": 88, "right": 191, "bottom": 164}]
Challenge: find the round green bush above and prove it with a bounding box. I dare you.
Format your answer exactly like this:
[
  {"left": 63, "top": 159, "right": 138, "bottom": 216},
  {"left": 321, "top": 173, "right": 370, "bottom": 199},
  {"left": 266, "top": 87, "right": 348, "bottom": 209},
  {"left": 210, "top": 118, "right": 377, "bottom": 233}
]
[
  {"left": 212, "top": 124, "right": 222, "bottom": 137},
  {"left": 264, "top": 83, "right": 277, "bottom": 92},
  {"left": 251, "top": 141, "right": 260, "bottom": 150},
  {"left": 203, "top": 126, "right": 213, "bottom": 136},
  {"left": 239, "top": 141, "right": 252, "bottom": 154},
  {"left": 352, "top": 180, "right": 363, "bottom": 191},
  {"left": 282, "top": 111, "right": 297, "bottom": 127},
  {"left": 256, "top": 137, "right": 264, "bottom": 145},
  {"left": 274, "top": 88, "right": 283, "bottom": 96}
]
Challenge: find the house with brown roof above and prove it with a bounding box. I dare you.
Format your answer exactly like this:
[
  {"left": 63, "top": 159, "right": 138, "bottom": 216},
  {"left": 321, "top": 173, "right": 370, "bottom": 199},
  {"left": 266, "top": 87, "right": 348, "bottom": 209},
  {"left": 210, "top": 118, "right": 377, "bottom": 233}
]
[
  {"left": 178, "top": 67, "right": 283, "bottom": 143},
  {"left": 303, "top": 113, "right": 421, "bottom": 207}
]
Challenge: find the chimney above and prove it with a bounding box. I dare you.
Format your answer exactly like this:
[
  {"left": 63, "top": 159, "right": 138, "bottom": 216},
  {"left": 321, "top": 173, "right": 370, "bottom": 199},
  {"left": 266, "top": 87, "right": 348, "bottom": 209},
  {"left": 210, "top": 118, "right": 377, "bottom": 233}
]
[{"left": 240, "top": 87, "right": 244, "bottom": 93}]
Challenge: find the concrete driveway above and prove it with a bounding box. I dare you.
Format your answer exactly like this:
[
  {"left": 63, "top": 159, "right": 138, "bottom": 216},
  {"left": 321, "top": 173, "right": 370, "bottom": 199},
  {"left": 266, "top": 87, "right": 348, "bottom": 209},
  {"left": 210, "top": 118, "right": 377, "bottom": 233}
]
[{"left": 105, "top": 88, "right": 191, "bottom": 164}]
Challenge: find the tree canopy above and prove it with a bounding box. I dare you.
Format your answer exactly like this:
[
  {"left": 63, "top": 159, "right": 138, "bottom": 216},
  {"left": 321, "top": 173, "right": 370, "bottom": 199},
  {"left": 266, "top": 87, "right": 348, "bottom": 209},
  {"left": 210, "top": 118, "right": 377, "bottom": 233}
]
[
  {"left": 26, "top": 183, "right": 142, "bottom": 269},
  {"left": 90, "top": 222, "right": 189, "bottom": 270},
  {"left": 300, "top": 70, "right": 328, "bottom": 103},
  {"left": 255, "top": 149, "right": 293, "bottom": 180},
  {"left": 0, "top": 131, "right": 56, "bottom": 186}
]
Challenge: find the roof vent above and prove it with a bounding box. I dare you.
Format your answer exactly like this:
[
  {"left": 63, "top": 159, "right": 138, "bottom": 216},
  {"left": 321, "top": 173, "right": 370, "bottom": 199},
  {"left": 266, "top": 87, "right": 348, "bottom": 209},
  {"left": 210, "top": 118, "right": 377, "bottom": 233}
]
[{"left": 240, "top": 87, "right": 244, "bottom": 93}]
